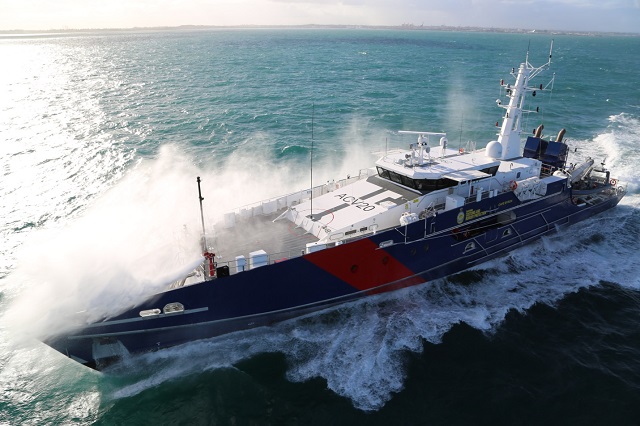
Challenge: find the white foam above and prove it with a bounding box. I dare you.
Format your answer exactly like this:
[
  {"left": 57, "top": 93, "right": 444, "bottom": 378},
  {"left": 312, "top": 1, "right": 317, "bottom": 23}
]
[
  {"left": 590, "top": 113, "right": 639, "bottom": 192},
  {"left": 4, "top": 147, "right": 206, "bottom": 338}
]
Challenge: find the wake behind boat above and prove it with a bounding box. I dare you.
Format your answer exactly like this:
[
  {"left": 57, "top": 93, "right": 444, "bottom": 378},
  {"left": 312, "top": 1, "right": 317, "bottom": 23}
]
[{"left": 44, "top": 44, "right": 627, "bottom": 370}]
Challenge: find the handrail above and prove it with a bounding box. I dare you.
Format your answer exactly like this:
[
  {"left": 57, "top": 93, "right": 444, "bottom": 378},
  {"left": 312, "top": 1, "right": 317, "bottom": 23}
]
[
  {"left": 212, "top": 247, "right": 309, "bottom": 276},
  {"left": 225, "top": 169, "right": 372, "bottom": 218}
]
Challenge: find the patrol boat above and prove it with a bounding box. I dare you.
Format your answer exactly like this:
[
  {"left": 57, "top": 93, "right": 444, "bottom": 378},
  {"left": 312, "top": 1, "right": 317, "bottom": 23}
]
[{"left": 44, "top": 45, "right": 627, "bottom": 369}]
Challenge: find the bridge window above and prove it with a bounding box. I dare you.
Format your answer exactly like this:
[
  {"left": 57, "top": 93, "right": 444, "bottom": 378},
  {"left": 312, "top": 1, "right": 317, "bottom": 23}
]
[
  {"left": 388, "top": 170, "right": 404, "bottom": 184},
  {"left": 376, "top": 167, "right": 390, "bottom": 179},
  {"left": 376, "top": 167, "right": 457, "bottom": 192}
]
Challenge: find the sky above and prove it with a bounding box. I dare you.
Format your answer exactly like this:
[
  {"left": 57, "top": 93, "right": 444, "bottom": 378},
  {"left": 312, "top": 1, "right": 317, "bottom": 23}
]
[{"left": 0, "top": 0, "right": 638, "bottom": 34}]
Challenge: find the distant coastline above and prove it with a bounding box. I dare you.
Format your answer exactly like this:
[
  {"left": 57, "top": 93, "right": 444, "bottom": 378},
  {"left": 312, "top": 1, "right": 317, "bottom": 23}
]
[{"left": 1, "top": 24, "right": 638, "bottom": 37}]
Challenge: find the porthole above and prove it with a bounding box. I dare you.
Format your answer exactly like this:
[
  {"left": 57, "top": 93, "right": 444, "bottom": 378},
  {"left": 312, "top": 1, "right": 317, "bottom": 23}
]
[
  {"left": 351, "top": 265, "right": 359, "bottom": 273},
  {"left": 163, "top": 302, "right": 185, "bottom": 314}
]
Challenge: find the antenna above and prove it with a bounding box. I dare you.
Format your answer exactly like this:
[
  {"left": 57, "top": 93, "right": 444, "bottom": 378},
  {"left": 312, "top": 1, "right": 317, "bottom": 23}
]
[
  {"left": 527, "top": 39, "right": 554, "bottom": 81},
  {"left": 458, "top": 114, "right": 463, "bottom": 153},
  {"left": 196, "top": 176, "right": 207, "bottom": 252},
  {"left": 310, "top": 103, "right": 314, "bottom": 221}
]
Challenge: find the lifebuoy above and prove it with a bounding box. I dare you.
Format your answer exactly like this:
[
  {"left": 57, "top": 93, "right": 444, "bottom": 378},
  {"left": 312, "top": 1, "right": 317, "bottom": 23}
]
[
  {"left": 610, "top": 178, "right": 617, "bottom": 186},
  {"left": 509, "top": 180, "right": 518, "bottom": 191},
  {"left": 459, "top": 147, "right": 464, "bottom": 154}
]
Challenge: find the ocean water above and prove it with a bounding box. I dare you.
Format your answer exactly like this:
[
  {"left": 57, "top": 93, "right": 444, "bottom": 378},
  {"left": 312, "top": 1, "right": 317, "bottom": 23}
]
[{"left": 1, "top": 29, "right": 640, "bottom": 424}]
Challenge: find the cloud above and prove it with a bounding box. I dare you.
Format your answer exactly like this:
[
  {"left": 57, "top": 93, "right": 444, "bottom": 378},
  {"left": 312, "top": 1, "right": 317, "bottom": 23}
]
[{"left": 0, "top": 0, "right": 638, "bottom": 32}]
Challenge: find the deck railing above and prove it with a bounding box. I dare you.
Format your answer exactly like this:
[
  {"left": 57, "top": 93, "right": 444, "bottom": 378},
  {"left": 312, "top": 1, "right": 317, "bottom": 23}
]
[
  {"left": 212, "top": 247, "right": 311, "bottom": 276},
  {"left": 221, "top": 168, "right": 375, "bottom": 228}
]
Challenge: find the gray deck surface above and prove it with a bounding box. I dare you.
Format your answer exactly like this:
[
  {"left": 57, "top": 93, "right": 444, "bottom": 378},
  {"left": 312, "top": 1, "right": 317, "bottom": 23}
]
[{"left": 211, "top": 211, "right": 319, "bottom": 269}]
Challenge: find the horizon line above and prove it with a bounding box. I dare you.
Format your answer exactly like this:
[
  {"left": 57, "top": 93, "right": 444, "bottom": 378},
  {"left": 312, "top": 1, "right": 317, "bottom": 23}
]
[{"left": 1, "top": 23, "right": 639, "bottom": 37}]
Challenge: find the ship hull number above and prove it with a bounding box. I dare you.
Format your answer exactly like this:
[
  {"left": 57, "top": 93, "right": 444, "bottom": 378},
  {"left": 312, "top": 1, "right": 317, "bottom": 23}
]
[{"left": 335, "top": 194, "right": 376, "bottom": 211}]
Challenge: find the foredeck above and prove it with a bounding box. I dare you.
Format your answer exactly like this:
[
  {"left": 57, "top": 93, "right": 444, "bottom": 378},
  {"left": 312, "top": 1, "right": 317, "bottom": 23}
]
[{"left": 210, "top": 211, "right": 319, "bottom": 272}]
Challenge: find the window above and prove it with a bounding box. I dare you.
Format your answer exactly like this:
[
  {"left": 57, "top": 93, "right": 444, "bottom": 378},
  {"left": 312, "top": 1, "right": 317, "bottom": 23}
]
[
  {"left": 401, "top": 174, "right": 417, "bottom": 189},
  {"left": 388, "top": 171, "right": 403, "bottom": 184},
  {"left": 163, "top": 302, "right": 185, "bottom": 314},
  {"left": 502, "top": 228, "right": 513, "bottom": 238},
  {"left": 414, "top": 178, "right": 458, "bottom": 192},
  {"left": 464, "top": 242, "right": 476, "bottom": 253},
  {"left": 377, "top": 167, "right": 390, "bottom": 179},
  {"left": 376, "top": 167, "right": 457, "bottom": 193},
  {"left": 480, "top": 166, "right": 499, "bottom": 176}
]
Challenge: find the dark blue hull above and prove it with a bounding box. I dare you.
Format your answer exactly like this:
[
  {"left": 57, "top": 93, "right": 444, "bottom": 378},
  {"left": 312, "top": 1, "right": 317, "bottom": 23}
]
[{"left": 46, "top": 179, "right": 624, "bottom": 369}]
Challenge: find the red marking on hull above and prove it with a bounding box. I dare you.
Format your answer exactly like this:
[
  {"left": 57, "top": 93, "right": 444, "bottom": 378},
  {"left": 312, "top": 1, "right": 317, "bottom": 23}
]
[{"left": 304, "top": 238, "right": 426, "bottom": 292}]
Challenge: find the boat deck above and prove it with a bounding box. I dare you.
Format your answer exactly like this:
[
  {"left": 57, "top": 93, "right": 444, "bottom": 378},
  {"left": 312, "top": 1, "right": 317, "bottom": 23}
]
[
  {"left": 208, "top": 173, "right": 420, "bottom": 274},
  {"left": 210, "top": 211, "right": 319, "bottom": 273}
]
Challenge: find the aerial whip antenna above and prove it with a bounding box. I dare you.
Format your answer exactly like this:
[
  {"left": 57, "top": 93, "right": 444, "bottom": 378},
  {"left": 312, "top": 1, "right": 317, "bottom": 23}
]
[
  {"left": 197, "top": 176, "right": 207, "bottom": 251},
  {"left": 197, "top": 176, "right": 216, "bottom": 278},
  {"left": 310, "top": 103, "right": 315, "bottom": 221}
]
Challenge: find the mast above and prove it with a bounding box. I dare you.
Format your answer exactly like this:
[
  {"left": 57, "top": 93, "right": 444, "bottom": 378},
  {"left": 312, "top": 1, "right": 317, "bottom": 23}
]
[
  {"left": 497, "top": 42, "right": 554, "bottom": 160},
  {"left": 497, "top": 63, "right": 529, "bottom": 160}
]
